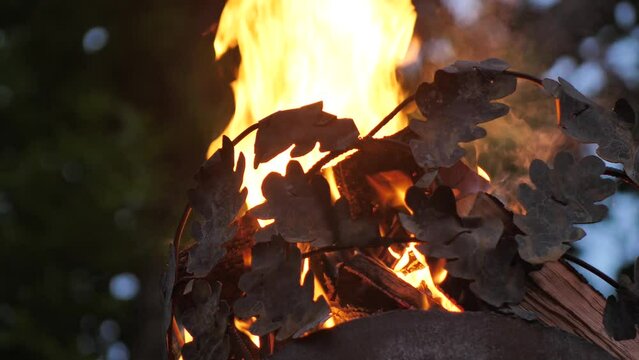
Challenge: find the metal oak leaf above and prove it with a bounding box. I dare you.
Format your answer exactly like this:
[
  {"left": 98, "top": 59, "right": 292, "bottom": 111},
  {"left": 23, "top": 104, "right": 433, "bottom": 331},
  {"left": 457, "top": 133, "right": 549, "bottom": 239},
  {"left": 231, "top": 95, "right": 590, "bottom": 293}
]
[
  {"left": 544, "top": 78, "right": 639, "bottom": 183},
  {"left": 400, "top": 187, "right": 523, "bottom": 306},
  {"left": 179, "top": 280, "right": 231, "bottom": 360},
  {"left": 233, "top": 238, "right": 330, "bottom": 341},
  {"left": 604, "top": 257, "right": 639, "bottom": 340},
  {"left": 409, "top": 58, "right": 517, "bottom": 169},
  {"left": 514, "top": 152, "right": 615, "bottom": 264},
  {"left": 187, "top": 136, "right": 248, "bottom": 277},
  {"left": 333, "top": 198, "right": 379, "bottom": 248},
  {"left": 251, "top": 161, "right": 334, "bottom": 247},
  {"left": 253, "top": 102, "right": 359, "bottom": 167},
  {"left": 399, "top": 186, "right": 469, "bottom": 250}
]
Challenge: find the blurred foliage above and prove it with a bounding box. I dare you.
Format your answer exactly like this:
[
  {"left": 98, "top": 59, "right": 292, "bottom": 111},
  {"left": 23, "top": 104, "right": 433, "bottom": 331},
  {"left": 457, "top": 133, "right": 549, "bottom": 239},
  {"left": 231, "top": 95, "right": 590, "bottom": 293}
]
[
  {"left": 0, "top": 0, "right": 636, "bottom": 359},
  {"left": 0, "top": 0, "right": 232, "bottom": 358}
]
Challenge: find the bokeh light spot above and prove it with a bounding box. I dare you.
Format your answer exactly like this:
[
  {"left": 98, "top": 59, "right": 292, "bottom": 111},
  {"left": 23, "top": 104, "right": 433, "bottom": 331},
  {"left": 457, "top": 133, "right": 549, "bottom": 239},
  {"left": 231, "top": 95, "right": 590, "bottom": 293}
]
[{"left": 109, "top": 273, "right": 140, "bottom": 301}]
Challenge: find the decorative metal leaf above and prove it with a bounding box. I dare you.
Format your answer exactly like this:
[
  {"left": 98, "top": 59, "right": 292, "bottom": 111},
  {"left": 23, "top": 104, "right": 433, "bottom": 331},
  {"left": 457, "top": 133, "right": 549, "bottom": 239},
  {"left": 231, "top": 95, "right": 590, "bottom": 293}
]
[
  {"left": 604, "top": 257, "right": 639, "bottom": 340},
  {"left": 187, "top": 136, "right": 248, "bottom": 277},
  {"left": 333, "top": 197, "right": 379, "bottom": 247},
  {"left": 179, "top": 280, "right": 231, "bottom": 360},
  {"left": 399, "top": 186, "right": 470, "bottom": 249},
  {"left": 514, "top": 152, "right": 615, "bottom": 264},
  {"left": 544, "top": 78, "right": 639, "bottom": 183},
  {"left": 161, "top": 243, "right": 176, "bottom": 332},
  {"left": 409, "top": 58, "right": 517, "bottom": 169},
  {"left": 400, "top": 187, "right": 525, "bottom": 306},
  {"left": 233, "top": 238, "right": 330, "bottom": 341},
  {"left": 464, "top": 195, "right": 526, "bottom": 307},
  {"left": 250, "top": 161, "right": 334, "bottom": 247},
  {"left": 254, "top": 102, "right": 359, "bottom": 167}
]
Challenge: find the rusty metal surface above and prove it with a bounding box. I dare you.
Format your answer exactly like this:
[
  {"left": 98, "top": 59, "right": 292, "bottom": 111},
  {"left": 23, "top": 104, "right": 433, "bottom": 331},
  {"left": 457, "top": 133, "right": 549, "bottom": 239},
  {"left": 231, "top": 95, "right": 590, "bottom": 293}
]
[{"left": 270, "top": 310, "right": 613, "bottom": 360}]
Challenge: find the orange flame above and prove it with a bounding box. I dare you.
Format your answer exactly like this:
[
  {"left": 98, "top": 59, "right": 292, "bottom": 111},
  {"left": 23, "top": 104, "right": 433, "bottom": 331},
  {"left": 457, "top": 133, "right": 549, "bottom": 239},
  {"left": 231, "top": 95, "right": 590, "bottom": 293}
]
[
  {"left": 209, "top": 0, "right": 417, "bottom": 209},
  {"left": 234, "top": 317, "right": 261, "bottom": 348},
  {"left": 476, "top": 165, "right": 491, "bottom": 182},
  {"left": 366, "top": 170, "right": 414, "bottom": 212},
  {"left": 390, "top": 244, "right": 462, "bottom": 312},
  {"left": 302, "top": 258, "right": 337, "bottom": 328},
  {"left": 367, "top": 171, "right": 461, "bottom": 312},
  {"left": 178, "top": 329, "right": 194, "bottom": 360}
]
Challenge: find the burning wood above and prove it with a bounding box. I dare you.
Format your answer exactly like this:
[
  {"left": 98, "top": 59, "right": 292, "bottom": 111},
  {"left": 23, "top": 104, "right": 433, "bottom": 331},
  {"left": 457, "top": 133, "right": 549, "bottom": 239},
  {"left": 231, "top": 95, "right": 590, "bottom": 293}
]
[
  {"left": 162, "top": 1, "right": 639, "bottom": 359},
  {"left": 336, "top": 254, "right": 435, "bottom": 312}
]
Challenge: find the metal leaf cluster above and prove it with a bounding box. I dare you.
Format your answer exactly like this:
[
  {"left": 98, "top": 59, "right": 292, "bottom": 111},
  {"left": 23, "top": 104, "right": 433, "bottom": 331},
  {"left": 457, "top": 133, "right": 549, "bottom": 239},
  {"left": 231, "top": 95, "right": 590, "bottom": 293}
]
[
  {"left": 400, "top": 186, "right": 526, "bottom": 306},
  {"left": 251, "top": 161, "right": 334, "bottom": 246},
  {"left": 233, "top": 238, "right": 330, "bottom": 341},
  {"left": 544, "top": 78, "right": 639, "bottom": 183},
  {"left": 253, "top": 102, "right": 359, "bottom": 167},
  {"left": 179, "top": 280, "right": 230, "bottom": 360},
  {"left": 409, "top": 59, "right": 517, "bottom": 169},
  {"left": 187, "top": 136, "right": 248, "bottom": 277},
  {"left": 604, "top": 257, "right": 639, "bottom": 340},
  {"left": 514, "top": 152, "right": 615, "bottom": 264}
]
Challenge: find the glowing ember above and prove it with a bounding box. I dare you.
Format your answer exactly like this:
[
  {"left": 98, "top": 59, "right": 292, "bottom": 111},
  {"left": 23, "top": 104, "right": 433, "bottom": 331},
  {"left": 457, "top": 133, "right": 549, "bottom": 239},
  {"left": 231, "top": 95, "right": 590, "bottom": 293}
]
[{"left": 209, "top": 0, "right": 417, "bottom": 209}]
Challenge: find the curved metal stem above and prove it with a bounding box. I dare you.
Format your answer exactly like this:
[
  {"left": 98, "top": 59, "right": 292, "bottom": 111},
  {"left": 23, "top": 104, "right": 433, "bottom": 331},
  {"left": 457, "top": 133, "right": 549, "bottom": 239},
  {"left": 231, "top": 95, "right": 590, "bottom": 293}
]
[{"left": 563, "top": 253, "right": 619, "bottom": 289}]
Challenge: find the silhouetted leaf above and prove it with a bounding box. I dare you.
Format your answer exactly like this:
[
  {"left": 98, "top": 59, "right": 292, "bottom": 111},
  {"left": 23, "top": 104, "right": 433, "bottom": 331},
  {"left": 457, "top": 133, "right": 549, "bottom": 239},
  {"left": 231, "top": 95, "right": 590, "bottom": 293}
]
[
  {"left": 604, "top": 257, "right": 639, "bottom": 340},
  {"left": 333, "top": 197, "right": 379, "bottom": 247},
  {"left": 400, "top": 187, "right": 524, "bottom": 306},
  {"left": 464, "top": 195, "right": 526, "bottom": 307},
  {"left": 254, "top": 102, "right": 359, "bottom": 167},
  {"left": 514, "top": 152, "right": 615, "bottom": 264},
  {"left": 179, "top": 280, "right": 230, "bottom": 360},
  {"left": 234, "top": 238, "right": 330, "bottom": 341},
  {"left": 544, "top": 78, "right": 639, "bottom": 183},
  {"left": 187, "top": 136, "right": 248, "bottom": 277},
  {"left": 399, "top": 186, "right": 469, "bottom": 249},
  {"left": 161, "top": 243, "right": 176, "bottom": 332},
  {"left": 251, "top": 161, "right": 334, "bottom": 246},
  {"left": 409, "top": 59, "right": 517, "bottom": 169}
]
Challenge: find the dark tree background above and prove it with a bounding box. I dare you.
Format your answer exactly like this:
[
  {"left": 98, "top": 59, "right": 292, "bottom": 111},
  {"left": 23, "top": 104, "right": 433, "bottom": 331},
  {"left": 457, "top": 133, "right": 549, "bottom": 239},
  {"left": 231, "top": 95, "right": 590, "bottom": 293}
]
[{"left": 0, "top": 0, "right": 637, "bottom": 359}]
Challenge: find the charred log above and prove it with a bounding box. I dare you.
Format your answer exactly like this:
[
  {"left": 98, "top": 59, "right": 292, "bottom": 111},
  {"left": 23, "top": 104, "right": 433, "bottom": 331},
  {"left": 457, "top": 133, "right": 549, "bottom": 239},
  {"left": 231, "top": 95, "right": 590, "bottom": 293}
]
[{"left": 336, "top": 254, "right": 433, "bottom": 312}]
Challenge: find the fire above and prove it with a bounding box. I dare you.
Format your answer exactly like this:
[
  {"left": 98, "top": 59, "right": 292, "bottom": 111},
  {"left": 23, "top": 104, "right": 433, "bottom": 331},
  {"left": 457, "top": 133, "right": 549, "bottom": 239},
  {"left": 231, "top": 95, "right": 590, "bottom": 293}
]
[
  {"left": 208, "top": 0, "right": 465, "bottom": 344},
  {"left": 390, "top": 243, "right": 462, "bottom": 312},
  {"left": 178, "top": 329, "right": 194, "bottom": 360},
  {"left": 234, "top": 317, "right": 261, "bottom": 348},
  {"left": 367, "top": 171, "right": 462, "bottom": 312},
  {"left": 209, "top": 0, "right": 417, "bottom": 209},
  {"left": 301, "top": 257, "right": 337, "bottom": 329},
  {"left": 477, "top": 165, "right": 491, "bottom": 182},
  {"left": 183, "top": 328, "right": 193, "bottom": 343},
  {"left": 366, "top": 170, "right": 414, "bottom": 211}
]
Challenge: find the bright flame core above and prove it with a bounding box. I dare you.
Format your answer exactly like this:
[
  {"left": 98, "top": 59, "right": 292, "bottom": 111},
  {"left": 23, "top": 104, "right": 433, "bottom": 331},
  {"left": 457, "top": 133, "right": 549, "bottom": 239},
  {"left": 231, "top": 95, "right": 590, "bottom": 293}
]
[{"left": 210, "top": 0, "right": 417, "bottom": 208}]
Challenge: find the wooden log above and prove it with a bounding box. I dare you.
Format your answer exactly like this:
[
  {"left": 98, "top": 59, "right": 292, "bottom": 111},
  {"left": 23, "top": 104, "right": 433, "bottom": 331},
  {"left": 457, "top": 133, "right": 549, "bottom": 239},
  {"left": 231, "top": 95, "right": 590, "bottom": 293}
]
[
  {"left": 332, "top": 138, "right": 420, "bottom": 218},
  {"left": 521, "top": 261, "right": 639, "bottom": 360},
  {"left": 336, "top": 254, "right": 433, "bottom": 311}
]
